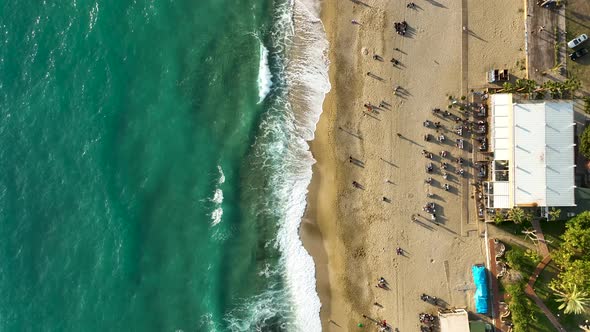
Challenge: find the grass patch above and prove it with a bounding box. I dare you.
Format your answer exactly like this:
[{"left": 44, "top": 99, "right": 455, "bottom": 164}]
[
  {"left": 534, "top": 261, "right": 590, "bottom": 330},
  {"left": 538, "top": 220, "right": 567, "bottom": 251}
]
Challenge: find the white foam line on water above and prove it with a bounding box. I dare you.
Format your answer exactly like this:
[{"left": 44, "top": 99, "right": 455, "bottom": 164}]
[
  {"left": 210, "top": 165, "right": 225, "bottom": 226},
  {"left": 277, "top": 0, "right": 331, "bottom": 330},
  {"left": 223, "top": 0, "right": 330, "bottom": 328},
  {"left": 257, "top": 42, "right": 273, "bottom": 104},
  {"left": 277, "top": 161, "right": 322, "bottom": 332},
  {"left": 217, "top": 165, "right": 225, "bottom": 184}
]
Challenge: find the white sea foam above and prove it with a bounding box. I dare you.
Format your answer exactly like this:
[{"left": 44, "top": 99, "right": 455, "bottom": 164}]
[
  {"left": 225, "top": 288, "right": 290, "bottom": 331},
  {"left": 267, "top": 0, "right": 330, "bottom": 330},
  {"left": 217, "top": 165, "right": 225, "bottom": 184},
  {"left": 283, "top": 1, "right": 330, "bottom": 331},
  {"left": 210, "top": 165, "right": 225, "bottom": 226},
  {"left": 212, "top": 188, "right": 223, "bottom": 204},
  {"left": 210, "top": 207, "right": 223, "bottom": 226},
  {"left": 224, "top": 0, "right": 330, "bottom": 329},
  {"left": 257, "top": 43, "right": 273, "bottom": 104}
]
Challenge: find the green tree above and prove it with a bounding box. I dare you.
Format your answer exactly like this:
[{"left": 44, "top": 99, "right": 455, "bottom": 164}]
[
  {"left": 553, "top": 212, "right": 590, "bottom": 267},
  {"left": 515, "top": 78, "right": 537, "bottom": 94},
  {"left": 508, "top": 207, "right": 532, "bottom": 224},
  {"left": 551, "top": 260, "right": 590, "bottom": 294},
  {"left": 507, "top": 282, "right": 535, "bottom": 331},
  {"left": 584, "top": 96, "right": 590, "bottom": 115},
  {"left": 562, "top": 78, "right": 581, "bottom": 98},
  {"left": 506, "top": 247, "right": 530, "bottom": 272},
  {"left": 552, "top": 212, "right": 590, "bottom": 300},
  {"left": 494, "top": 213, "right": 505, "bottom": 225},
  {"left": 548, "top": 207, "right": 562, "bottom": 221},
  {"left": 552, "top": 284, "right": 590, "bottom": 315},
  {"left": 581, "top": 126, "right": 590, "bottom": 159},
  {"left": 502, "top": 82, "right": 515, "bottom": 93},
  {"left": 542, "top": 80, "right": 561, "bottom": 98},
  {"left": 525, "top": 249, "right": 541, "bottom": 265}
]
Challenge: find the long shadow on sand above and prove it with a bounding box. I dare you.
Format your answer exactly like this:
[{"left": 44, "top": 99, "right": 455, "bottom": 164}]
[{"left": 425, "top": 0, "right": 447, "bottom": 8}]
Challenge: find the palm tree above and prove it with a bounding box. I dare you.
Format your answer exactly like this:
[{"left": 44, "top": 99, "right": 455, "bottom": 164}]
[
  {"left": 562, "top": 78, "right": 581, "bottom": 98},
  {"left": 508, "top": 207, "right": 530, "bottom": 224},
  {"left": 542, "top": 81, "right": 560, "bottom": 99},
  {"left": 553, "top": 284, "right": 590, "bottom": 315},
  {"left": 548, "top": 207, "right": 561, "bottom": 221},
  {"left": 515, "top": 79, "right": 537, "bottom": 94},
  {"left": 501, "top": 82, "right": 515, "bottom": 93}
]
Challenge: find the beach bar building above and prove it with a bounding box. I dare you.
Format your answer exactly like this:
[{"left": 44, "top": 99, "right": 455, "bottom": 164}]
[{"left": 484, "top": 93, "right": 576, "bottom": 209}]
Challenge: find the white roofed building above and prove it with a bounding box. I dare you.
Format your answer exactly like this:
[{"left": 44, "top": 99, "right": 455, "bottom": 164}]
[
  {"left": 438, "top": 309, "right": 470, "bottom": 332},
  {"left": 485, "top": 94, "right": 576, "bottom": 209}
]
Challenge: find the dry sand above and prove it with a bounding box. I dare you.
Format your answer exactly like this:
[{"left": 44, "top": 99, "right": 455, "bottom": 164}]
[{"left": 301, "top": 0, "right": 526, "bottom": 331}]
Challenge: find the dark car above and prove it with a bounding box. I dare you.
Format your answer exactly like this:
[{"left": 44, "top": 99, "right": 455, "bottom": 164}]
[{"left": 570, "top": 48, "right": 589, "bottom": 61}]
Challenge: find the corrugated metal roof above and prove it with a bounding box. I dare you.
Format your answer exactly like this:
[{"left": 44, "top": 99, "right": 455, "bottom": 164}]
[
  {"left": 491, "top": 182, "right": 511, "bottom": 208},
  {"left": 512, "top": 101, "right": 575, "bottom": 207},
  {"left": 544, "top": 102, "right": 576, "bottom": 206},
  {"left": 491, "top": 94, "right": 512, "bottom": 162},
  {"left": 513, "top": 103, "right": 547, "bottom": 206}
]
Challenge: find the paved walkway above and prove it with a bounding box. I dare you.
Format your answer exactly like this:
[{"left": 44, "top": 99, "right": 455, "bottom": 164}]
[
  {"left": 531, "top": 218, "right": 550, "bottom": 257},
  {"left": 524, "top": 220, "right": 567, "bottom": 332},
  {"left": 488, "top": 238, "right": 503, "bottom": 331}
]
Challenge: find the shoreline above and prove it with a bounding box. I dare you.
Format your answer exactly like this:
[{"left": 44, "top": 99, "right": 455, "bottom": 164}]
[
  {"left": 300, "top": 0, "right": 353, "bottom": 329},
  {"left": 299, "top": 0, "right": 334, "bottom": 327}
]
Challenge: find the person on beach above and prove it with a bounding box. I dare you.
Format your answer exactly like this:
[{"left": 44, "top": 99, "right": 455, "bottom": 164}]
[{"left": 397, "top": 133, "right": 402, "bottom": 138}]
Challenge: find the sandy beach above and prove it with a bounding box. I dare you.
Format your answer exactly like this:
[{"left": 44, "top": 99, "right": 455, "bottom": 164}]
[{"left": 301, "top": 0, "right": 526, "bottom": 330}]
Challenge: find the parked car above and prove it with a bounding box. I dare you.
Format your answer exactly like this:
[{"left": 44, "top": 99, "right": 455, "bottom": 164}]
[
  {"left": 570, "top": 48, "right": 589, "bottom": 61},
  {"left": 567, "top": 34, "right": 588, "bottom": 49}
]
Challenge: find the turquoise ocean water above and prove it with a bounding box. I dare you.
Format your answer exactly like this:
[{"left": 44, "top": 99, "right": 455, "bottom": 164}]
[{"left": 0, "top": 0, "right": 329, "bottom": 331}]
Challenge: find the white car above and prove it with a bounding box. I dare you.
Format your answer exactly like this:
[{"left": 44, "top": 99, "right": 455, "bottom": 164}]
[{"left": 567, "top": 34, "right": 588, "bottom": 49}]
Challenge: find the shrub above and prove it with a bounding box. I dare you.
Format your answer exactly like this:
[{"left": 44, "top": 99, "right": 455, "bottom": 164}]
[
  {"left": 506, "top": 247, "right": 528, "bottom": 272},
  {"left": 584, "top": 96, "right": 590, "bottom": 115},
  {"left": 494, "top": 213, "right": 505, "bottom": 225},
  {"left": 525, "top": 249, "right": 541, "bottom": 266},
  {"left": 506, "top": 282, "right": 536, "bottom": 332},
  {"left": 580, "top": 126, "right": 590, "bottom": 160}
]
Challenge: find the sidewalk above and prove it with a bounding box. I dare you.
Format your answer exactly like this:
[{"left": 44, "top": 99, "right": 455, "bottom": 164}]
[{"left": 487, "top": 238, "right": 503, "bottom": 332}]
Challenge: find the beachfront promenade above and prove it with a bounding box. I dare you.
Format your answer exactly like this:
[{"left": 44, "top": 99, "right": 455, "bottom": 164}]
[{"left": 305, "top": 0, "right": 531, "bottom": 330}]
